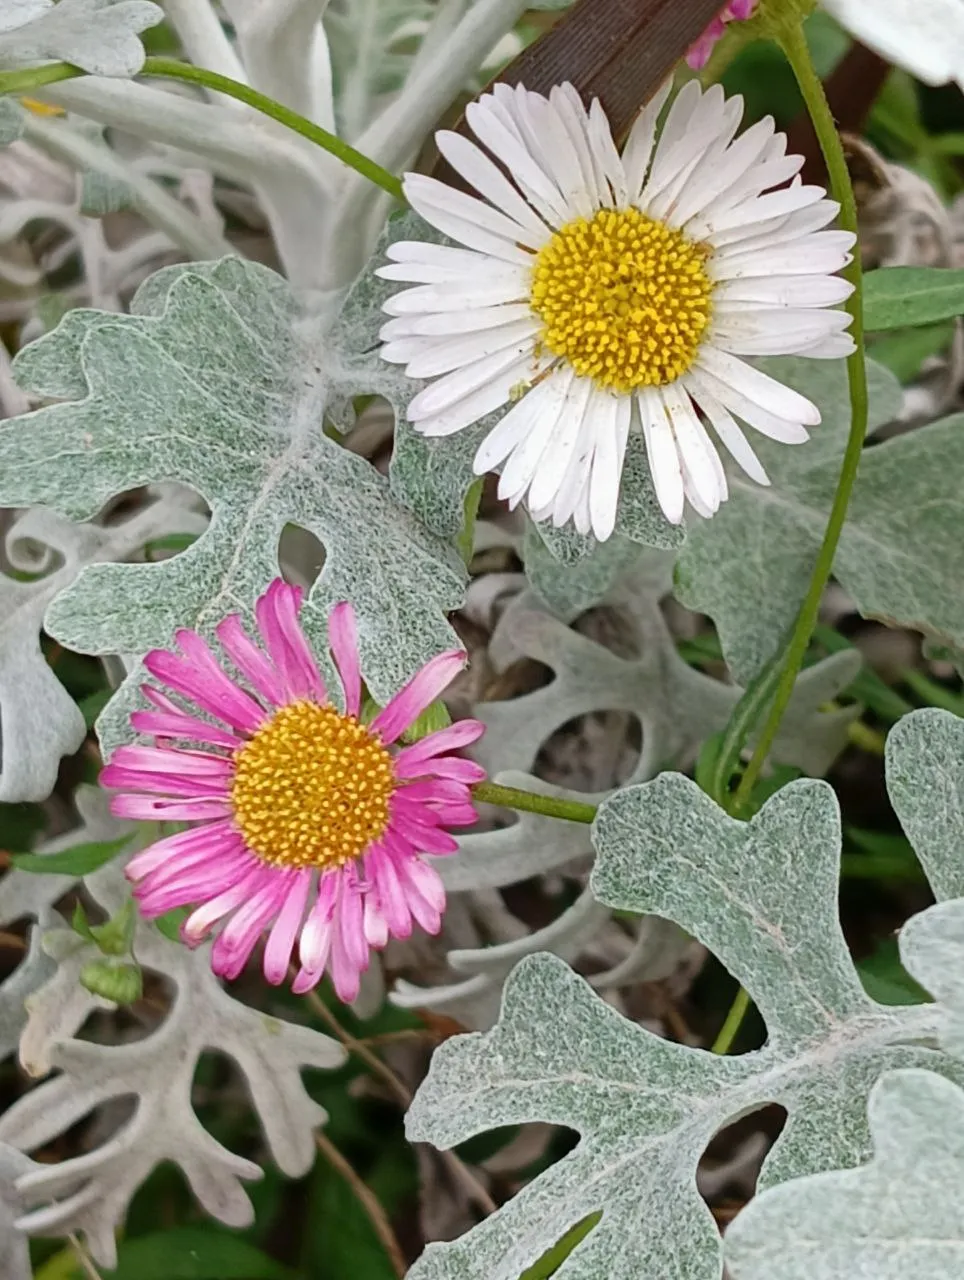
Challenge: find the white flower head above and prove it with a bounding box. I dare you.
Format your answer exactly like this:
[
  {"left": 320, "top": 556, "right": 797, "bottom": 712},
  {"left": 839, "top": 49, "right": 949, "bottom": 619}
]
[{"left": 378, "top": 81, "right": 856, "bottom": 541}]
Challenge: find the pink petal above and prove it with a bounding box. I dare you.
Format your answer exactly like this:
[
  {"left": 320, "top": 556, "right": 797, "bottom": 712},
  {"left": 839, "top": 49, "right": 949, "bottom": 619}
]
[
  {"left": 363, "top": 897, "right": 389, "bottom": 949},
  {"left": 263, "top": 870, "right": 312, "bottom": 984},
  {"left": 297, "top": 871, "right": 339, "bottom": 971},
  {"left": 126, "top": 822, "right": 244, "bottom": 882},
  {"left": 145, "top": 633, "right": 266, "bottom": 734},
  {"left": 291, "top": 962, "right": 327, "bottom": 995},
  {"left": 110, "top": 794, "right": 232, "bottom": 822},
  {"left": 388, "top": 803, "right": 460, "bottom": 854},
  {"left": 329, "top": 925, "right": 365, "bottom": 1004},
  {"left": 392, "top": 718, "right": 485, "bottom": 770},
  {"left": 370, "top": 650, "right": 467, "bottom": 746},
  {"left": 100, "top": 765, "right": 230, "bottom": 799},
  {"left": 364, "top": 845, "right": 412, "bottom": 939},
  {"left": 211, "top": 872, "right": 293, "bottom": 979},
  {"left": 335, "top": 872, "right": 368, "bottom": 973},
  {"left": 181, "top": 866, "right": 267, "bottom": 943},
  {"left": 396, "top": 754, "right": 486, "bottom": 784},
  {"left": 136, "top": 854, "right": 256, "bottom": 917},
  {"left": 109, "top": 744, "right": 235, "bottom": 778},
  {"left": 255, "top": 579, "right": 326, "bottom": 702},
  {"left": 132, "top": 705, "right": 243, "bottom": 751},
  {"left": 216, "top": 613, "right": 287, "bottom": 706},
  {"left": 432, "top": 804, "right": 478, "bottom": 829},
  {"left": 133, "top": 834, "right": 251, "bottom": 895},
  {"left": 396, "top": 778, "right": 473, "bottom": 807},
  {"left": 328, "top": 602, "right": 362, "bottom": 717},
  {"left": 392, "top": 854, "right": 445, "bottom": 935},
  {"left": 125, "top": 818, "right": 240, "bottom": 880}
]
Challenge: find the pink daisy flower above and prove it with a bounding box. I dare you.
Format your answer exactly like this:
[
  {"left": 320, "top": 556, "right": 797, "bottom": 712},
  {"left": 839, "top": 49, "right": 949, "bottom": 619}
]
[
  {"left": 687, "top": 0, "right": 757, "bottom": 69},
  {"left": 102, "top": 579, "right": 485, "bottom": 1003}
]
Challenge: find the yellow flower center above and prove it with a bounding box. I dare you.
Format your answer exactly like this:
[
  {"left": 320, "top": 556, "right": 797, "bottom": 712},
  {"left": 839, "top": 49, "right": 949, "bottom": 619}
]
[
  {"left": 529, "top": 208, "right": 714, "bottom": 393},
  {"left": 231, "top": 702, "right": 395, "bottom": 869}
]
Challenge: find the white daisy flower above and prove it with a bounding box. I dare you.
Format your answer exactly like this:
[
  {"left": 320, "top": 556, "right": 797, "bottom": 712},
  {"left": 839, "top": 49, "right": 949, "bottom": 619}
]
[{"left": 378, "top": 81, "right": 856, "bottom": 541}]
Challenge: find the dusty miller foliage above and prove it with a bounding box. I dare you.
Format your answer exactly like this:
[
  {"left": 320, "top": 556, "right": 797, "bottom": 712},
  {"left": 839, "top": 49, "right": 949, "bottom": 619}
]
[{"left": 0, "top": 0, "right": 963, "bottom": 1275}]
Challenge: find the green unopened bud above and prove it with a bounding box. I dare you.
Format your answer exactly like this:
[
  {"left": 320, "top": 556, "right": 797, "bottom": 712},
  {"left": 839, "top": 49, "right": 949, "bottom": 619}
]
[
  {"left": 72, "top": 899, "right": 137, "bottom": 956},
  {"left": 91, "top": 900, "right": 136, "bottom": 956},
  {"left": 79, "top": 959, "right": 143, "bottom": 1005}
]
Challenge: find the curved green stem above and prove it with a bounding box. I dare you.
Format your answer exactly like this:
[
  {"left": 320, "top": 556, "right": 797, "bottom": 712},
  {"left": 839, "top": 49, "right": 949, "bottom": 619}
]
[
  {"left": 710, "top": 985, "right": 751, "bottom": 1055},
  {"left": 0, "top": 58, "right": 405, "bottom": 203},
  {"left": 472, "top": 781, "right": 598, "bottom": 825},
  {"left": 732, "top": 20, "right": 868, "bottom": 813}
]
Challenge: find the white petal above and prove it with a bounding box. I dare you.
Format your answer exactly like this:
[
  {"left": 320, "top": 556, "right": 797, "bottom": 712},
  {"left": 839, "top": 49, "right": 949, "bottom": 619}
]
[
  {"left": 386, "top": 241, "right": 501, "bottom": 270},
  {"left": 379, "top": 302, "right": 535, "bottom": 342},
  {"left": 711, "top": 307, "right": 853, "bottom": 356},
  {"left": 552, "top": 84, "right": 608, "bottom": 209},
  {"left": 644, "top": 88, "right": 743, "bottom": 222},
  {"left": 622, "top": 79, "right": 672, "bottom": 201},
  {"left": 377, "top": 259, "right": 522, "bottom": 285},
  {"left": 527, "top": 375, "right": 594, "bottom": 510},
  {"left": 526, "top": 92, "right": 595, "bottom": 220},
  {"left": 711, "top": 231, "right": 855, "bottom": 280},
  {"left": 381, "top": 335, "right": 445, "bottom": 364},
  {"left": 690, "top": 354, "right": 813, "bottom": 442},
  {"left": 403, "top": 318, "right": 541, "bottom": 378},
  {"left": 696, "top": 184, "right": 827, "bottom": 239},
  {"left": 796, "top": 332, "right": 857, "bottom": 359},
  {"left": 573, "top": 466, "right": 594, "bottom": 535},
  {"left": 672, "top": 115, "right": 777, "bottom": 228},
  {"left": 412, "top": 352, "right": 548, "bottom": 438},
  {"left": 434, "top": 130, "right": 551, "bottom": 242},
  {"left": 589, "top": 392, "right": 625, "bottom": 541},
  {"left": 466, "top": 97, "right": 569, "bottom": 227},
  {"left": 405, "top": 172, "right": 547, "bottom": 252},
  {"left": 588, "top": 97, "right": 628, "bottom": 208},
  {"left": 408, "top": 340, "right": 538, "bottom": 418},
  {"left": 710, "top": 199, "right": 841, "bottom": 253},
  {"left": 550, "top": 387, "right": 603, "bottom": 526},
  {"left": 476, "top": 367, "right": 572, "bottom": 478},
  {"left": 716, "top": 274, "right": 854, "bottom": 308},
  {"left": 639, "top": 386, "right": 684, "bottom": 524},
  {"left": 661, "top": 382, "right": 724, "bottom": 514},
  {"left": 383, "top": 275, "right": 528, "bottom": 315},
  {"left": 696, "top": 344, "right": 821, "bottom": 425},
  {"left": 683, "top": 370, "right": 771, "bottom": 486},
  {"left": 399, "top": 199, "right": 534, "bottom": 266}
]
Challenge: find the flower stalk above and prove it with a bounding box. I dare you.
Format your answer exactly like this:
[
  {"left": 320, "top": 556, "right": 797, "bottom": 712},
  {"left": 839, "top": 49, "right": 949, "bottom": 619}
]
[
  {"left": 732, "top": 17, "right": 869, "bottom": 812},
  {"left": 0, "top": 57, "right": 405, "bottom": 202}
]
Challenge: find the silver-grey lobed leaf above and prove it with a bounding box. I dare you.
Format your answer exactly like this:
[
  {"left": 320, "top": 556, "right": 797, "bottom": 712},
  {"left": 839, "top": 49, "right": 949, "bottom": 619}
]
[
  {"left": 1, "top": 257, "right": 466, "bottom": 758},
  {"left": 886, "top": 707, "right": 964, "bottom": 901},
  {"left": 725, "top": 1068, "right": 964, "bottom": 1280},
  {"left": 674, "top": 355, "right": 908, "bottom": 683},
  {"left": 0, "top": 0, "right": 162, "bottom": 77},
  {"left": 1, "top": 828, "right": 346, "bottom": 1268},
  {"left": 406, "top": 773, "right": 961, "bottom": 1279}
]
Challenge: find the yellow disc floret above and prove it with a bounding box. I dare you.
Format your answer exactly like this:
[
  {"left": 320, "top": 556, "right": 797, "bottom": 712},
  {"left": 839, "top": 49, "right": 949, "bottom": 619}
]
[
  {"left": 529, "top": 208, "right": 713, "bottom": 393},
  {"left": 231, "top": 701, "right": 395, "bottom": 869}
]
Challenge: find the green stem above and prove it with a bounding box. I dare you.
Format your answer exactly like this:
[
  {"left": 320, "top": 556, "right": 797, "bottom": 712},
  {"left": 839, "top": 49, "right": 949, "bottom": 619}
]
[
  {"left": 0, "top": 62, "right": 82, "bottom": 95},
  {"left": 711, "top": 985, "right": 751, "bottom": 1055},
  {"left": 472, "top": 781, "right": 598, "bottom": 825},
  {"left": 0, "top": 58, "right": 405, "bottom": 203},
  {"left": 732, "top": 20, "right": 868, "bottom": 813}
]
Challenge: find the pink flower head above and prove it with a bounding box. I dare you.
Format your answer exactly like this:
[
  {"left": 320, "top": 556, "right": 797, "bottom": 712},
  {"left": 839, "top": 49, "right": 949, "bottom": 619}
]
[
  {"left": 687, "top": 0, "right": 757, "bottom": 69},
  {"left": 103, "top": 579, "right": 485, "bottom": 1003}
]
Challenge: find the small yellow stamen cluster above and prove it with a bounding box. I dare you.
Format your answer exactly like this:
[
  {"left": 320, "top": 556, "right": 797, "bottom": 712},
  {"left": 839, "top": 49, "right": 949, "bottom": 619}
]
[
  {"left": 231, "top": 701, "right": 395, "bottom": 869},
  {"left": 529, "top": 208, "right": 713, "bottom": 393}
]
